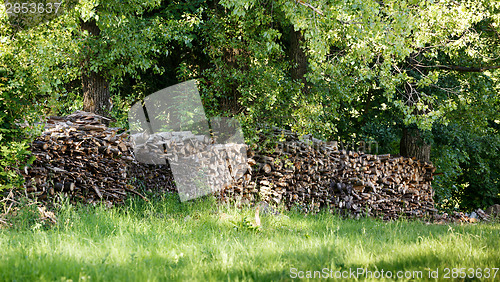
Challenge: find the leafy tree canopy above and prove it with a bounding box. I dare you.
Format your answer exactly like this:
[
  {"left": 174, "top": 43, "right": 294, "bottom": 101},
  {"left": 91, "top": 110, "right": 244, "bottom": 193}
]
[{"left": 1, "top": 0, "right": 498, "bottom": 209}]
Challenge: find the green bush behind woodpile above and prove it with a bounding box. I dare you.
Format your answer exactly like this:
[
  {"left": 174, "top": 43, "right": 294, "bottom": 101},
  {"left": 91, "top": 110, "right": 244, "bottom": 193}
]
[{"left": 0, "top": 56, "right": 39, "bottom": 193}]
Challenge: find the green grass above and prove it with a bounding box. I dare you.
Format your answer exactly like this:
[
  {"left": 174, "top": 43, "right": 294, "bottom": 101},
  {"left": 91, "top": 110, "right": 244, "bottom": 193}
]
[{"left": 0, "top": 194, "right": 499, "bottom": 281}]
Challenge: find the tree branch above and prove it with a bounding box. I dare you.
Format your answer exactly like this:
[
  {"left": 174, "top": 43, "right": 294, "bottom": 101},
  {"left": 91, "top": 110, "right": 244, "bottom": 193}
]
[
  {"left": 296, "top": 0, "right": 323, "bottom": 16},
  {"left": 489, "top": 23, "right": 500, "bottom": 42},
  {"left": 413, "top": 63, "right": 500, "bottom": 73}
]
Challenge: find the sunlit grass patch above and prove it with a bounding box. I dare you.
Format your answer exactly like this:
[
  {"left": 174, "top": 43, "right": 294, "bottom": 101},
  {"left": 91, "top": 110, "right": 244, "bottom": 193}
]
[{"left": 0, "top": 194, "right": 499, "bottom": 281}]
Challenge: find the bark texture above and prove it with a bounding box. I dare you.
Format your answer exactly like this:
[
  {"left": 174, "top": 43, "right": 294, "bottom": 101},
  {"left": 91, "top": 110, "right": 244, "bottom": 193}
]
[
  {"left": 400, "top": 127, "right": 431, "bottom": 163},
  {"left": 82, "top": 71, "right": 110, "bottom": 117},
  {"left": 80, "top": 18, "right": 111, "bottom": 117},
  {"left": 290, "top": 28, "right": 308, "bottom": 89}
]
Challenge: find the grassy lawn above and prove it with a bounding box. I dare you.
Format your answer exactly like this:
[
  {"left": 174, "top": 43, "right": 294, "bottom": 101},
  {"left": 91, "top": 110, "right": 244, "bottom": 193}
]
[{"left": 0, "top": 194, "right": 499, "bottom": 281}]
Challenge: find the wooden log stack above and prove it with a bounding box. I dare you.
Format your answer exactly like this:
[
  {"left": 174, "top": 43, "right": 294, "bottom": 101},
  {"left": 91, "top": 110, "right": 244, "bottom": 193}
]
[
  {"left": 21, "top": 112, "right": 436, "bottom": 219},
  {"left": 221, "top": 128, "right": 437, "bottom": 220},
  {"left": 130, "top": 130, "right": 248, "bottom": 200},
  {"left": 21, "top": 111, "right": 175, "bottom": 205}
]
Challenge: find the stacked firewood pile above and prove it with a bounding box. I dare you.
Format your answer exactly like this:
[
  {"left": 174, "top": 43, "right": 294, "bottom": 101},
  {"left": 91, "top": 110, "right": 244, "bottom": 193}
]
[
  {"left": 21, "top": 111, "right": 175, "bottom": 205},
  {"left": 221, "top": 128, "right": 437, "bottom": 219},
  {"left": 21, "top": 111, "right": 437, "bottom": 219},
  {"left": 130, "top": 131, "right": 248, "bottom": 201}
]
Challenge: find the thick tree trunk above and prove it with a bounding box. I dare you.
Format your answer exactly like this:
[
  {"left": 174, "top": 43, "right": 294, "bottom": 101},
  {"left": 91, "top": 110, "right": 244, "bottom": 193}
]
[
  {"left": 221, "top": 47, "right": 245, "bottom": 115},
  {"left": 290, "top": 28, "right": 307, "bottom": 90},
  {"left": 400, "top": 127, "right": 431, "bottom": 163},
  {"left": 82, "top": 71, "right": 110, "bottom": 117},
  {"left": 80, "top": 18, "right": 111, "bottom": 117}
]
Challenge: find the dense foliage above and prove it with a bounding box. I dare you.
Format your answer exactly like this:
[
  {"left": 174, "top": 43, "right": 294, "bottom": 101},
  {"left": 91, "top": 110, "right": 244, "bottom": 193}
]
[
  {"left": 0, "top": 13, "right": 41, "bottom": 192},
  {"left": 0, "top": 0, "right": 498, "bottom": 210}
]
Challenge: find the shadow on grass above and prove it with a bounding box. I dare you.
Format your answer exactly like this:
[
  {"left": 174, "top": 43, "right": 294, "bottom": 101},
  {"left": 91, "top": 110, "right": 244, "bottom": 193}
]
[
  {"left": 0, "top": 245, "right": 297, "bottom": 281},
  {"left": 0, "top": 252, "right": 183, "bottom": 281}
]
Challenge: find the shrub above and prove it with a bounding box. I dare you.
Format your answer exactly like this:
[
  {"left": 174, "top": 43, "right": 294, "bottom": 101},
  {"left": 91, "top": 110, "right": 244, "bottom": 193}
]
[{"left": 0, "top": 59, "right": 40, "bottom": 193}]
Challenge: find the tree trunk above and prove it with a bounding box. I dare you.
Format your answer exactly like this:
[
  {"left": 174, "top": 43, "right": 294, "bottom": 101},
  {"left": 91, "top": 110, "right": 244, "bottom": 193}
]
[
  {"left": 290, "top": 28, "right": 307, "bottom": 91},
  {"left": 80, "top": 18, "right": 111, "bottom": 117},
  {"left": 400, "top": 127, "right": 431, "bottom": 163},
  {"left": 82, "top": 71, "right": 110, "bottom": 117}
]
